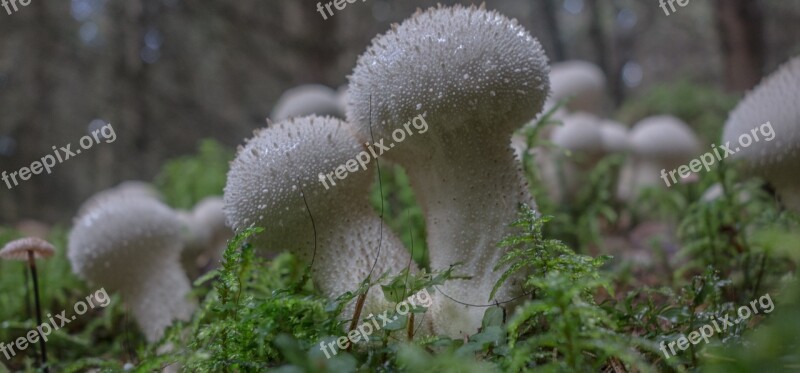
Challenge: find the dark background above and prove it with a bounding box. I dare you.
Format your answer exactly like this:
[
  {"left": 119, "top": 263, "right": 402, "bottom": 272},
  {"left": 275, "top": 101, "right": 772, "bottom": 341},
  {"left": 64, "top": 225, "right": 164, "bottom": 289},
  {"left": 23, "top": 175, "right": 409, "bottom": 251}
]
[{"left": 0, "top": 0, "right": 798, "bottom": 223}]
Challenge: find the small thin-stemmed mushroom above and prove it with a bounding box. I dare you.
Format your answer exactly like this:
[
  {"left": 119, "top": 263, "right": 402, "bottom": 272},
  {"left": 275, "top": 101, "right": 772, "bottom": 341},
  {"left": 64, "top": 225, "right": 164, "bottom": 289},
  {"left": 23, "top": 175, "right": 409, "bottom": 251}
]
[
  {"left": 68, "top": 195, "right": 196, "bottom": 342},
  {"left": 0, "top": 237, "right": 55, "bottom": 371},
  {"left": 346, "top": 4, "right": 549, "bottom": 336},
  {"left": 722, "top": 57, "right": 800, "bottom": 211},
  {"left": 270, "top": 84, "right": 344, "bottom": 122},
  {"left": 224, "top": 115, "right": 422, "bottom": 323},
  {"left": 549, "top": 60, "right": 607, "bottom": 115}
]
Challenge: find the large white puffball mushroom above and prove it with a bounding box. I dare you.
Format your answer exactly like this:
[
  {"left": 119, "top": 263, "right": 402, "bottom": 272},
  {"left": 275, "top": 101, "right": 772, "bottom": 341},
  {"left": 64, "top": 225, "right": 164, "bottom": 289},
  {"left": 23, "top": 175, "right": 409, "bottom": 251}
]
[
  {"left": 270, "top": 85, "right": 343, "bottom": 122},
  {"left": 347, "top": 4, "right": 549, "bottom": 337},
  {"left": 618, "top": 115, "right": 701, "bottom": 199},
  {"left": 722, "top": 57, "right": 800, "bottom": 211},
  {"left": 223, "top": 116, "right": 420, "bottom": 322},
  {"left": 68, "top": 195, "right": 195, "bottom": 342},
  {"left": 179, "top": 197, "right": 232, "bottom": 277},
  {"left": 549, "top": 60, "right": 607, "bottom": 115}
]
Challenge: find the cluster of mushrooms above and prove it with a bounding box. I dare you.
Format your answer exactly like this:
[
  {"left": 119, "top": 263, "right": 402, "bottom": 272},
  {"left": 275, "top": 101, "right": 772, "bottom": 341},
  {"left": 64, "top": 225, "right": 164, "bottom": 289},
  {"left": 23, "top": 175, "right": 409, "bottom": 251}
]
[
  {"left": 67, "top": 182, "right": 230, "bottom": 342},
  {"left": 61, "top": 4, "right": 799, "bottom": 345}
]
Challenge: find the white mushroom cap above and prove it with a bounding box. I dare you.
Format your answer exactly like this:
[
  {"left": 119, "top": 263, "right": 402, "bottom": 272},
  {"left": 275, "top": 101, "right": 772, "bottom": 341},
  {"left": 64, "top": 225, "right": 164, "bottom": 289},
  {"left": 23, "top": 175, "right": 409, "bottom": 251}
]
[
  {"left": 68, "top": 195, "right": 195, "bottom": 342},
  {"left": 630, "top": 115, "right": 701, "bottom": 169},
  {"left": 617, "top": 115, "right": 701, "bottom": 196},
  {"left": 722, "top": 56, "right": 800, "bottom": 211},
  {"left": 270, "top": 84, "right": 343, "bottom": 122},
  {"left": 549, "top": 60, "right": 607, "bottom": 115},
  {"left": 548, "top": 113, "right": 606, "bottom": 203},
  {"left": 347, "top": 4, "right": 549, "bottom": 152},
  {"left": 224, "top": 116, "right": 420, "bottom": 322},
  {"left": 599, "top": 119, "right": 630, "bottom": 154},
  {"left": 551, "top": 113, "right": 605, "bottom": 160},
  {"left": 78, "top": 181, "right": 161, "bottom": 217},
  {"left": 346, "top": 4, "right": 548, "bottom": 337}
]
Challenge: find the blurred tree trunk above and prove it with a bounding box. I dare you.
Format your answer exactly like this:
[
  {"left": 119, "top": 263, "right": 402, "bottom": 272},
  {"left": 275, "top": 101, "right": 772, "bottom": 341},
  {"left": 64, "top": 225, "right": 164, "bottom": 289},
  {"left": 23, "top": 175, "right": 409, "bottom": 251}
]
[
  {"left": 715, "top": 0, "right": 765, "bottom": 91},
  {"left": 540, "top": 0, "right": 565, "bottom": 62}
]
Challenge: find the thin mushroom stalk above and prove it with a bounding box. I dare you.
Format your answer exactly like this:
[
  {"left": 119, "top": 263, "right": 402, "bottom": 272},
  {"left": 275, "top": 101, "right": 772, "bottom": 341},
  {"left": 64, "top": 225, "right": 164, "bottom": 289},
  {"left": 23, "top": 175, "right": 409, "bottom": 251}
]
[
  {"left": 0, "top": 237, "right": 55, "bottom": 372},
  {"left": 27, "top": 251, "right": 47, "bottom": 371},
  {"left": 347, "top": 4, "right": 549, "bottom": 336}
]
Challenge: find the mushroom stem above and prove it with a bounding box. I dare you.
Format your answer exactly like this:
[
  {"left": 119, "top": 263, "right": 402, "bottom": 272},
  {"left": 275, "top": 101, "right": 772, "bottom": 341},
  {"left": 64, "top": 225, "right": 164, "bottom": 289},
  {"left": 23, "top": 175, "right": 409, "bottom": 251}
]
[
  {"left": 121, "top": 260, "right": 195, "bottom": 342},
  {"left": 27, "top": 250, "right": 48, "bottom": 372},
  {"left": 22, "top": 266, "right": 40, "bottom": 364},
  {"left": 407, "top": 137, "right": 531, "bottom": 335}
]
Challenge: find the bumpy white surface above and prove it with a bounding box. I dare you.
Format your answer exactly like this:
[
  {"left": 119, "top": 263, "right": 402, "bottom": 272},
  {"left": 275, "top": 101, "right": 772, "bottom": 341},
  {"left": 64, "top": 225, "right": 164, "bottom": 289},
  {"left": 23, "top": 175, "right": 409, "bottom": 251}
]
[
  {"left": 347, "top": 5, "right": 548, "bottom": 337},
  {"left": 68, "top": 195, "right": 195, "bottom": 342},
  {"left": 549, "top": 60, "right": 607, "bottom": 115},
  {"left": 271, "top": 85, "right": 343, "bottom": 122},
  {"left": 223, "top": 116, "right": 423, "bottom": 324},
  {"left": 77, "top": 181, "right": 160, "bottom": 217},
  {"left": 722, "top": 57, "right": 800, "bottom": 211}
]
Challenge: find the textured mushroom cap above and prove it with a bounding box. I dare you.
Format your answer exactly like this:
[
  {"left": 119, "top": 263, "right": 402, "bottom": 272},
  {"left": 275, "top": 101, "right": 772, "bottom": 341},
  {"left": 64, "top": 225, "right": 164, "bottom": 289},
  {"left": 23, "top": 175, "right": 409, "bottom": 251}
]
[
  {"left": 600, "top": 120, "right": 630, "bottom": 153},
  {"left": 68, "top": 195, "right": 184, "bottom": 288},
  {"left": 78, "top": 181, "right": 160, "bottom": 217},
  {"left": 0, "top": 237, "right": 55, "bottom": 260},
  {"left": 549, "top": 60, "right": 607, "bottom": 115},
  {"left": 551, "top": 113, "right": 605, "bottom": 155},
  {"left": 271, "top": 85, "right": 343, "bottom": 122},
  {"left": 630, "top": 115, "right": 701, "bottom": 167},
  {"left": 223, "top": 116, "right": 371, "bottom": 255},
  {"left": 346, "top": 4, "right": 549, "bottom": 151},
  {"left": 722, "top": 57, "right": 800, "bottom": 192}
]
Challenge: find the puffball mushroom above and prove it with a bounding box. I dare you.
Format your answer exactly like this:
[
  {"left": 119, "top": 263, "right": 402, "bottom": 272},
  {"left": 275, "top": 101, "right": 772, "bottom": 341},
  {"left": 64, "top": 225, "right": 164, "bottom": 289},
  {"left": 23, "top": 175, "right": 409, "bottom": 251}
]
[
  {"left": 618, "top": 115, "right": 701, "bottom": 200},
  {"left": 77, "top": 180, "right": 160, "bottom": 217},
  {"left": 549, "top": 113, "right": 606, "bottom": 202},
  {"left": 270, "top": 84, "right": 343, "bottom": 122},
  {"left": 223, "top": 115, "right": 420, "bottom": 321},
  {"left": 599, "top": 119, "right": 630, "bottom": 154},
  {"left": 0, "top": 237, "right": 55, "bottom": 370},
  {"left": 178, "top": 196, "right": 232, "bottom": 277},
  {"left": 722, "top": 57, "right": 800, "bottom": 211},
  {"left": 68, "top": 195, "right": 196, "bottom": 342},
  {"left": 346, "top": 4, "right": 549, "bottom": 337},
  {"left": 549, "top": 60, "right": 607, "bottom": 115}
]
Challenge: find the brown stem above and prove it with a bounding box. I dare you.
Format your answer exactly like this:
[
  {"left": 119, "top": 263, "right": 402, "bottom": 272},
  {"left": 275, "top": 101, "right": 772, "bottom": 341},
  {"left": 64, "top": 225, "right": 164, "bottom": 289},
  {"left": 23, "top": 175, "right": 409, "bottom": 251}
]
[
  {"left": 407, "top": 312, "right": 415, "bottom": 341},
  {"left": 28, "top": 251, "right": 48, "bottom": 372},
  {"left": 346, "top": 292, "right": 368, "bottom": 352}
]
